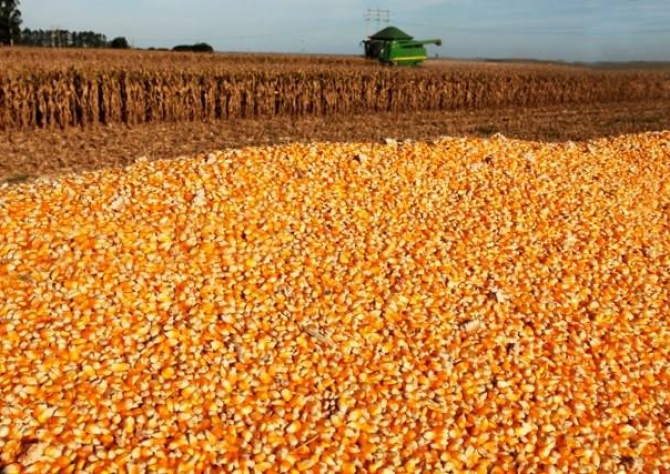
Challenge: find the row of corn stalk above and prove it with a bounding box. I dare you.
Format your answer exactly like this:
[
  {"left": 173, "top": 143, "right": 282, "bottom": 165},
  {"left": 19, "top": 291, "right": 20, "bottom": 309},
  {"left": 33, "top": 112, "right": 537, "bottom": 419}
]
[{"left": 0, "top": 68, "right": 669, "bottom": 130}]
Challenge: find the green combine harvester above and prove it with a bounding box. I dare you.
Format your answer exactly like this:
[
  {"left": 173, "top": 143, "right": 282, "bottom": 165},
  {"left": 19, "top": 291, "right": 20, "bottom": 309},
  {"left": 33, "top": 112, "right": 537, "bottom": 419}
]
[{"left": 362, "top": 26, "right": 442, "bottom": 66}]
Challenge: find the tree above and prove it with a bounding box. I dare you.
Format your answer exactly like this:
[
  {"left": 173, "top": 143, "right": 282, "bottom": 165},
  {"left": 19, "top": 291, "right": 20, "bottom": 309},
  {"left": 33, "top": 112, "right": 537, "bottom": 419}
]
[
  {"left": 110, "top": 36, "right": 129, "bottom": 49},
  {"left": 18, "top": 27, "right": 114, "bottom": 49},
  {"left": 172, "top": 42, "right": 214, "bottom": 53},
  {"left": 19, "top": 26, "right": 31, "bottom": 45},
  {"left": 0, "top": 0, "right": 22, "bottom": 46}
]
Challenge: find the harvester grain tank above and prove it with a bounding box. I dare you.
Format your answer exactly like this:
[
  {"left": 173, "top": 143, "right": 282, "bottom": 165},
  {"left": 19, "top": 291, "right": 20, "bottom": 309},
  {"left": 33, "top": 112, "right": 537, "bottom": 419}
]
[{"left": 362, "top": 26, "right": 441, "bottom": 66}]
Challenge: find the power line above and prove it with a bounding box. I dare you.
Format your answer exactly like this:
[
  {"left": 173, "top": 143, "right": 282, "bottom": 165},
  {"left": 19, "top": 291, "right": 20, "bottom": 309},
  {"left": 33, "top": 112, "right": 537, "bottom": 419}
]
[{"left": 365, "top": 8, "right": 390, "bottom": 37}]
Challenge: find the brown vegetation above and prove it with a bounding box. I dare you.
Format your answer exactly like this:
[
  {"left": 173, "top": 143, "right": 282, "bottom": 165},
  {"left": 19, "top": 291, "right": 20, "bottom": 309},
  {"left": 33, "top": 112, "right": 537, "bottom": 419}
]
[
  {"left": 2, "top": 99, "right": 670, "bottom": 183},
  {"left": 1, "top": 48, "right": 670, "bottom": 130}
]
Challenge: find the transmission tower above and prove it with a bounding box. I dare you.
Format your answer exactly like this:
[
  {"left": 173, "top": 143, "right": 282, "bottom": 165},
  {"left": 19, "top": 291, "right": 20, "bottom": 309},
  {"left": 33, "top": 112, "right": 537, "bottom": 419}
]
[{"left": 365, "top": 8, "right": 390, "bottom": 37}]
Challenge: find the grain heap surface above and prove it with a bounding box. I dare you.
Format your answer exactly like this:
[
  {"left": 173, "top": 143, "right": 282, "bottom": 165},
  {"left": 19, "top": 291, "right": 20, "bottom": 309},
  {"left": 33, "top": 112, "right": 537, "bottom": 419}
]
[{"left": 1, "top": 133, "right": 669, "bottom": 473}]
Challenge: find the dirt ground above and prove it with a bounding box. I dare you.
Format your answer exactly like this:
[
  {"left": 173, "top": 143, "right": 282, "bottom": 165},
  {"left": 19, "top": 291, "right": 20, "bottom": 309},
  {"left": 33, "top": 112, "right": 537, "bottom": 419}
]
[{"left": 2, "top": 99, "right": 669, "bottom": 183}]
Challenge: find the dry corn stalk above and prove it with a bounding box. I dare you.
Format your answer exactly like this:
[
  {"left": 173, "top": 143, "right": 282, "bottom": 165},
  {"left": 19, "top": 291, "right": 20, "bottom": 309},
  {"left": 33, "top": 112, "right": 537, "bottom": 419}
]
[{"left": 1, "top": 48, "right": 670, "bottom": 130}]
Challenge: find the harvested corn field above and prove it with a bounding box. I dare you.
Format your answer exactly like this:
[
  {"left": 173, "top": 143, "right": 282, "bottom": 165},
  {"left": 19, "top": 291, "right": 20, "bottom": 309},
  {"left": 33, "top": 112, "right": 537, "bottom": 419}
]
[
  {"left": 1, "top": 133, "right": 670, "bottom": 472},
  {"left": 1, "top": 48, "right": 670, "bottom": 130},
  {"left": 4, "top": 100, "right": 670, "bottom": 183}
]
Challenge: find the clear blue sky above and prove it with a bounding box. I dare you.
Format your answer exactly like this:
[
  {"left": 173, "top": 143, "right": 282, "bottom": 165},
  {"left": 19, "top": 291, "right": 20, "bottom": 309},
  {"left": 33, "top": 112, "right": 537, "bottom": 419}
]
[{"left": 20, "top": 0, "right": 670, "bottom": 61}]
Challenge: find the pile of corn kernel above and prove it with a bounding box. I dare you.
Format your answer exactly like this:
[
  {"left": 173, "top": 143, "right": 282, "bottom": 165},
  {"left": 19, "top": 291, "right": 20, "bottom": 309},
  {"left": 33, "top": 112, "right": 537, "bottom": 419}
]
[{"left": 1, "top": 132, "right": 669, "bottom": 473}]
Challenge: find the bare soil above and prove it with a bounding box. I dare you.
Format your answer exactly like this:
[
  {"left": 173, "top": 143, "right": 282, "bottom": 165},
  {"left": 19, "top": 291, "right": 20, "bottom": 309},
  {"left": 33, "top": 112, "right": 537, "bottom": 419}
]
[{"left": 2, "top": 100, "right": 669, "bottom": 183}]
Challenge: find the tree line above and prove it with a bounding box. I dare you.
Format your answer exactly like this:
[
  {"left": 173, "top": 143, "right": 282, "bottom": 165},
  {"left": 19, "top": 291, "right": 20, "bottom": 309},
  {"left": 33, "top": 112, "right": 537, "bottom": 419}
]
[
  {"left": 1, "top": 1, "right": 212, "bottom": 52},
  {"left": 19, "top": 28, "right": 112, "bottom": 48},
  {"left": 0, "top": 0, "right": 128, "bottom": 48}
]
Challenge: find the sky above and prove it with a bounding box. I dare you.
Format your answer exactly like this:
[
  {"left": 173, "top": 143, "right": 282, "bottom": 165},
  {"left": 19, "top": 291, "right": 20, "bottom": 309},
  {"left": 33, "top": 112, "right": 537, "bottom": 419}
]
[{"left": 19, "top": 0, "right": 670, "bottom": 62}]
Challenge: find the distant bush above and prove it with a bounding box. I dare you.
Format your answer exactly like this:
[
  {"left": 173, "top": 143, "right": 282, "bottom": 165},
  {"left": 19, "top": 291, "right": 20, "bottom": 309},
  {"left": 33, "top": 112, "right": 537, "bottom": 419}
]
[
  {"left": 172, "top": 42, "right": 214, "bottom": 53},
  {"left": 110, "top": 37, "right": 130, "bottom": 49}
]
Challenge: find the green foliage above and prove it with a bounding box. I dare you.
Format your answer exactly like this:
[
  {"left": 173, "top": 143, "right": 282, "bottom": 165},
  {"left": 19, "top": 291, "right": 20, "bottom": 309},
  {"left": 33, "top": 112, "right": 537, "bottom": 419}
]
[
  {"left": 0, "top": 0, "right": 22, "bottom": 45},
  {"left": 110, "top": 36, "right": 130, "bottom": 49},
  {"left": 172, "top": 42, "right": 214, "bottom": 53},
  {"left": 20, "top": 28, "right": 108, "bottom": 48}
]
